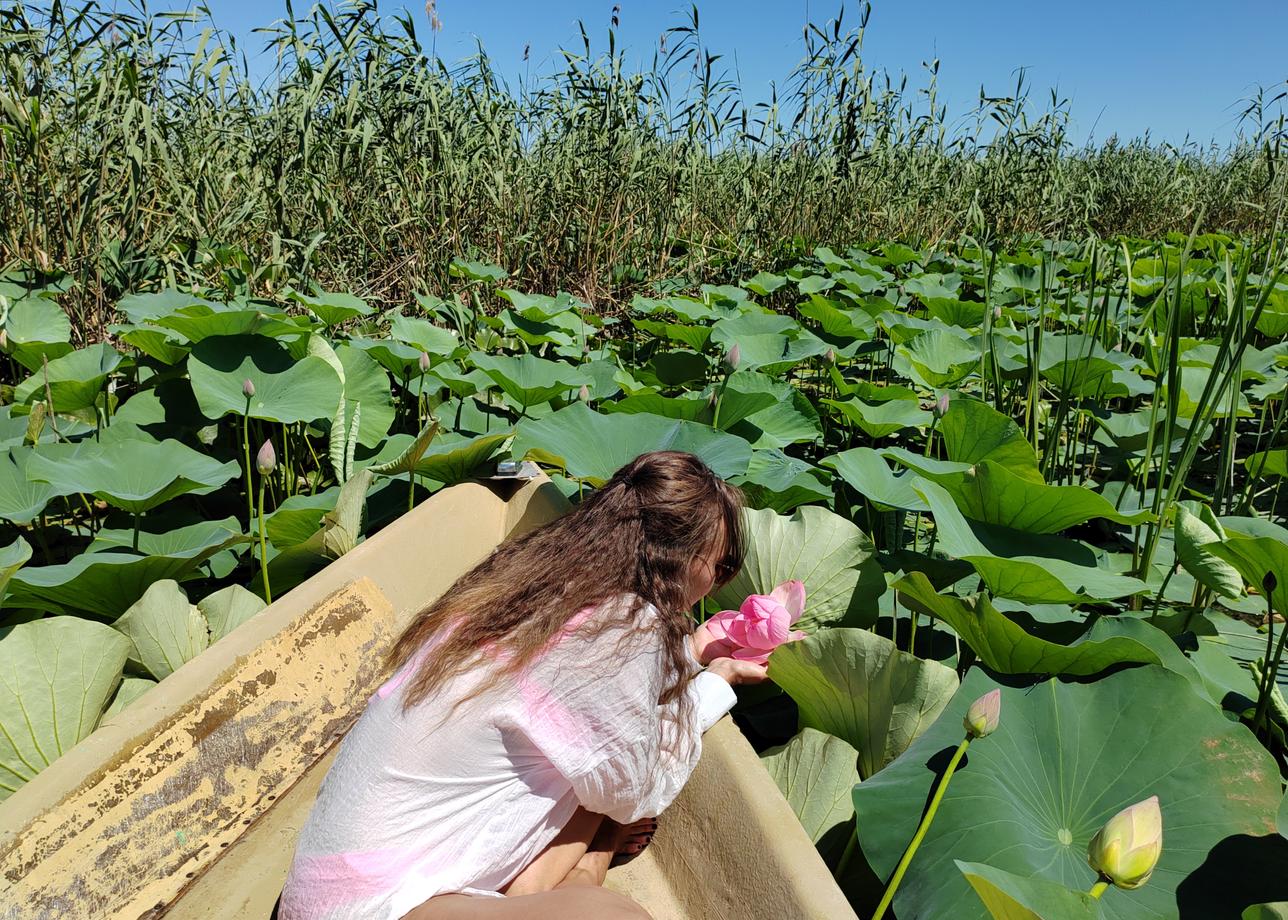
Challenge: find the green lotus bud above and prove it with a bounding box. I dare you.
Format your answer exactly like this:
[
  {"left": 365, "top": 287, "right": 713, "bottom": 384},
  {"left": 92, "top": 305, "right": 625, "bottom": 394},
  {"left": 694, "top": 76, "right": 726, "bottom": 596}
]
[
  {"left": 963, "top": 688, "right": 1001, "bottom": 738},
  {"left": 256, "top": 439, "right": 277, "bottom": 475},
  {"left": 1087, "top": 796, "right": 1162, "bottom": 890}
]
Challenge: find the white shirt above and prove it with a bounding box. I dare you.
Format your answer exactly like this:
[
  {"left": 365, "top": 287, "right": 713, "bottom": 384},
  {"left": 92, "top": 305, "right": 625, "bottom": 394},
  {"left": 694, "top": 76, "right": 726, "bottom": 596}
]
[{"left": 278, "top": 594, "right": 737, "bottom": 920}]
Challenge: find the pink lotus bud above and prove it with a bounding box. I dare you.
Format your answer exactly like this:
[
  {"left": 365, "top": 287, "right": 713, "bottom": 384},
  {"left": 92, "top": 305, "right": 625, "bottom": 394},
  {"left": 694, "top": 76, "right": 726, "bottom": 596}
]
[
  {"left": 242, "top": 378, "right": 256, "bottom": 399},
  {"left": 993, "top": 306, "right": 1002, "bottom": 320},
  {"left": 578, "top": 384, "right": 591, "bottom": 402},
  {"left": 725, "top": 344, "right": 741, "bottom": 371},
  {"left": 418, "top": 351, "right": 431, "bottom": 373},
  {"left": 963, "top": 688, "right": 1001, "bottom": 738},
  {"left": 934, "top": 392, "right": 951, "bottom": 418},
  {"left": 1088, "top": 796, "right": 1163, "bottom": 890},
  {"left": 824, "top": 348, "right": 837, "bottom": 364},
  {"left": 256, "top": 439, "right": 277, "bottom": 475}
]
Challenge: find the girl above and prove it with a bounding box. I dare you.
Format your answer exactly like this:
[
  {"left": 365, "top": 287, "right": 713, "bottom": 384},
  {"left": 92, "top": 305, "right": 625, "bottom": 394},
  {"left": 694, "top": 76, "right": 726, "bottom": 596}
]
[{"left": 279, "top": 450, "right": 768, "bottom": 919}]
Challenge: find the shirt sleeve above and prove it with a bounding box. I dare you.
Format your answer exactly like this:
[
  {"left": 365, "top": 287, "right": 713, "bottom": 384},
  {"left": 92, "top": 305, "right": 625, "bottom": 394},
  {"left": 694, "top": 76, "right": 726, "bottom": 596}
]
[{"left": 510, "top": 596, "right": 734, "bottom": 824}]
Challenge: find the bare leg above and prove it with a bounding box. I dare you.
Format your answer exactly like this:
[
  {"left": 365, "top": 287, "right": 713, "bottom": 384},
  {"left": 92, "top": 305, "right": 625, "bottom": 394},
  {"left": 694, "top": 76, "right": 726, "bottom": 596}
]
[{"left": 500, "top": 806, "right": 603, "bottom": 896}]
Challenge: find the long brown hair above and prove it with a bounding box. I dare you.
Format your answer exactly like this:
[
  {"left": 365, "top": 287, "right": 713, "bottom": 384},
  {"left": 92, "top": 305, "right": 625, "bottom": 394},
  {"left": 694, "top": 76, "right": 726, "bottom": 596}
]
[{"left": 384, "top": 450, "right": 746, "bottom": 716}]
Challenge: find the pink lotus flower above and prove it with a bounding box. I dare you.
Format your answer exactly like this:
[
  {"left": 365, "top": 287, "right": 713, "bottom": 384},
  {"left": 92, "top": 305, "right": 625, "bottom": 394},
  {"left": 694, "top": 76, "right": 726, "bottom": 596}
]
[{"left": 694, "top": 579, "right": 808, "bottom": 665}]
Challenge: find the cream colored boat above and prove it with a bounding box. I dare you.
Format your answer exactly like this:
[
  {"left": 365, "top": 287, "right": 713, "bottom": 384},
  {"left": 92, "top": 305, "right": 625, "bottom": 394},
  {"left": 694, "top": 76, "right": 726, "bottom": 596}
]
[{"left": 0, "top": 476, "right": 857, "bottom": 920}]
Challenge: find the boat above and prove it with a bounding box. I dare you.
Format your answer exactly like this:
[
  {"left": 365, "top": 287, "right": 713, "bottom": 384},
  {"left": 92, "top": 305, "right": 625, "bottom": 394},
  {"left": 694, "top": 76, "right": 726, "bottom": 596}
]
[{"left": 0, "top": 475, "right": 857, "bottom": 920}]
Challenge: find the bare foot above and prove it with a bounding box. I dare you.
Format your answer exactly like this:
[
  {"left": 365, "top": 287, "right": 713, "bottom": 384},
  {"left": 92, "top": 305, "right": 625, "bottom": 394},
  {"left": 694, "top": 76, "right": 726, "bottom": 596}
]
[{"left": 593, "top": 817, "right": 659, "bottom": 869}]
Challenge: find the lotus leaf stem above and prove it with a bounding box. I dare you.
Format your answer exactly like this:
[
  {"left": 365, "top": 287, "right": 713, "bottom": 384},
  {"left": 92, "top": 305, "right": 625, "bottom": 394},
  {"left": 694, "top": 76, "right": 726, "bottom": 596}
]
[
  {"left": 257, "top": 478, "right": 272, "bottom": 604},
  {"left": 241, "top": 401, "right": 253, "bottom": 530},
  {"left": 872, "top": 736, "right": 971, "bottom": 920}
]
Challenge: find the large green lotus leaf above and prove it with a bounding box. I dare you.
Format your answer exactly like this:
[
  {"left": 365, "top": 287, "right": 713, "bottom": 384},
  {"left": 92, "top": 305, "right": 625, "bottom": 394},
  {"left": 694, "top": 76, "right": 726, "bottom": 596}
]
[
  {"left": 733, "top": 449, "right": 831, "bottom": 514},
  {"left": 286, "top": 289, "right": 372, "bottom": 325},
  {"left": 641, "top": 349, "right": 708, "bottom": 387},
  {"left": 88, "top": 517, "right": 246, "bottom": 557},
  {"left": 0, "top": 449, "right": 55, "bottom": 525},
  {"left": 938, "top": 396, "right": 1041, "bottom": 479},
  {"left": 895, "top": 572, "right": 1163, "bottom": 676},
  {"left": 0, "top": 537, "right": 32, "bottom": 609},
  {"left": 12, "top": 343, "right": 124, "bottom": 412},
  {"left": 349, "top": 337, "right": 429, "bottom": 379},
  {"left": 760, "top": 728, "right": 860, "bottom": 865},
  {"left": 390, "top": 314, "right": 463, "bottom": 356},
  {"left": 1207, "top": 613, "right": 1288, "bottom": 699},
  {"left": 895, "top": 329, "right": 979, "bottom": 388},
  {"left": 1246, "top": 449, "right": 1288, "bottom": 480},
  {"left": 114, "top": 288, "right": 221, "bottom": 324},
  {"left": 912, "top": 477, "right": 1148, "bottom": 603},
  {"left": 823, "top": 447, "right": 929, "bottom": 512},
  {"left": 110, "top": 323, "right": 189, "bottom": 364},
  {"left": 112, "top": 579, "right": 209, "bottom": 680},
  {"left": 450, "top": 259, "right": 508, "bottom": 284},
  {"left": 369, "top": 431, "right": 510, "bottom": 485},
  {"left": 151, "top": 305, "right": 304, "bottom": 343},
  {"left": 853, "top": 667, "right": 1284, "bottom": 920},
  {"left": 744, "top": 271, "right": 788, "bottom": 296},
  {"left": 262, "top": 488, "right": 338, "bottom": 548},
  {"left": 709, "top": 505, "right": 884, "bottom": 631},
  {"left": 797, "top": 295, "right": 877, "bottom": 342},
  {"left": 600, "top": 394, "right": 710, "bottom": 423},
  {"left": 470, "top": 353, "right": 588, "bottom": 409},
  {"left": 188, "top": 334, "right": 343, "bottom": 423},
  {"left": 1175, "top": 504, "right": 1243, "bottom": 599},
  {"left": 823, "top": 396, "right": 931, "bottom": 438},
  {"left": 490, "top": 308, "right": 581, "bottom": 349},
  {"left": 1208, "top": 530, "right": 1288, "bottom": 616},
  {"left": 734, "top": 388, "right": 823, "bottom": 449},
  {"left": 715, "top": 371, "right": 791, "bottom": 429},
  {"left": 631, "top": 317, "right": 713, "bottom": 352},
  {"left": 6, "top": 528, "right": 245, "bottom": 618},
  {"left": 923, "top": 297, "right": 989, "bottom": 328},
  {"left": 101, "top": 676, "right": 158, "bottom": 720},
  {"left": 0, "top": 616, "right": 131, "bottom": 801},
  {"left": 496, "top": 289, "right": 576, "bottom": 320},
  {"left": 24, "top": 437, "right": 240, "bottom": 514},
  {"left": 956, "top": 862, "right": 1102, "bottom": 920},
  {"left": 335, "top": 344, "right": 395, "bottom": 447},
  {"left": 198, "top": 584, "right": 267, "bottom": 643},
  {"left": 889, "top": 457, "right": 1151, "bottom": 533},
  {"left": 2, "top": 295, "right": 72, "bottom": 371},
  {"left": 768, "top": 628, "right": 958, "bottom": 779},
  {"left": 512, "top": 404, "right": 750, "bottom": 486}
]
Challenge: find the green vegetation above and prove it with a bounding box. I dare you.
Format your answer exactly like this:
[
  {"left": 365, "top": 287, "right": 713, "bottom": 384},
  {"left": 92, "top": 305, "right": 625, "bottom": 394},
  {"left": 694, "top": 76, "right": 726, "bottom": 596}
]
[
  {"left": 2, "top": 232, "right": 1287, "bottom": 915},
  {"left": 3, "top": 2, "right": 1288, "bottom": 916},
  {"left": 2, "top": 1, "right": 1286, "bottom": 334}
]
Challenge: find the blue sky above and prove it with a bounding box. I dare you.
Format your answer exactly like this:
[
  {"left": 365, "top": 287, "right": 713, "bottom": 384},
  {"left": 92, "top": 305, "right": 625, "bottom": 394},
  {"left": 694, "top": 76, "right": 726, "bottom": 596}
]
[{"left": 189, "top": 1, "right": 1286, "bottom": 145}]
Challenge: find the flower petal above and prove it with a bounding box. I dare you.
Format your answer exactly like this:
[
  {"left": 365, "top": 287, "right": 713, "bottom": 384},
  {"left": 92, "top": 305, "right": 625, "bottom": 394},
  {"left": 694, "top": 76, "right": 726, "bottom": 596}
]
[{"left": 770, "top": 579, "right": 807, "bottom": 622}]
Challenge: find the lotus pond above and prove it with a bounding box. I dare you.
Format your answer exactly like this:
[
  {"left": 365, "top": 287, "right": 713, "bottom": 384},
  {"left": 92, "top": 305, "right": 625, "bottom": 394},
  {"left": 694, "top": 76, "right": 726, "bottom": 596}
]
[{"left": 1, "top": 235, "right": 1287, "bottom": 918}]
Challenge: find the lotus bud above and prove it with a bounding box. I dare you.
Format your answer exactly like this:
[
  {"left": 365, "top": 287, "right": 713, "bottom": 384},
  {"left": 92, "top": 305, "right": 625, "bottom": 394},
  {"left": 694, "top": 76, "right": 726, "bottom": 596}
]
[
  {"left": 418, "top": 351, "right": 431, "bottom": 373},
  {"left": 963, "top": 688, "right": 1001, "bottom": 738},
  {"left": 934, "top": 392, "right": 951, "bottom": 418},
  {"left": 578, "top": 384, "right": 591, "bottom": 402},
  {"left": 725, "top": 343, "right": 741, "bottom": 371},
  {"left": 1087, "top": 796, "right": 1163, "bottom": 890},
  {"left": 824, "top": 347, "right": 837, "bottom": 364},
  {"left": 256, "top": 439, "right": 277, "bottom": 475},
  {"left": 242, "top": 378, "right": 255, "bottom": 399},
  {"left": 993, "top": 306, "right": 1002, "bottom": 320},
  {"left": 0, "top": 328, "right": 7, "bottom": 351}
]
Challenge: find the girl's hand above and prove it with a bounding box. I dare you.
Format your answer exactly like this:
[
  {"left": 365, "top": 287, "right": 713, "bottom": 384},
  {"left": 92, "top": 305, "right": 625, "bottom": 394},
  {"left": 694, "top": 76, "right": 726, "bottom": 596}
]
[{"left": 706, "top": 657, "right": 769, "bottom": 686}]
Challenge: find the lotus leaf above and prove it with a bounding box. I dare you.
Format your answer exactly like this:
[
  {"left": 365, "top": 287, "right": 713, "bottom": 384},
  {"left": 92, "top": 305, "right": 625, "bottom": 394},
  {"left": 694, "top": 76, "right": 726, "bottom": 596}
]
[
  {"left": 112, "top": 579, "right": 209, "bottom": 679},
  {"left": 0, "top": 449, "right": 55, "bottom": 524},
  {"left": 101, "top": 676, "right": 158, "bottom": 720},
  {"left": 89, "top": 517, "right": 246, "bottom": 557},
  {"left": 449, "top": 259, "right": 507, "bottom": 283},
  {"left": 956, "top": 862, "right": 1101, "bottom": 919},
  {"left": 912, "top": 477, "right": 1148, "bottom": 603},
  {"left": 0, "top": 537, "right": 32, "bottom": 608},
  {"left": 895, "top": 573, "right": 1165, "bottom": 676},
  {"left": 286, "top": 289, "right": 373, "bottom": 325},
  {"left": 115, "top": 288, "right": 222, "bottom": 323},
  {"left": 708, "top": 505, "right": 884, "bottom": 632},
  {"left": 853, "top": 667, "right": 1284, "bottom": 920},
  {"left": 733, "top": 449, "right": 831, "bottom": 513},
  {"left": 824, "top": 396, "right": 932, "bottom": 438},
  {"left": 370, "top": 430, "right": 509, "bottom": 485},
  {"left": 761, "top": 728, "right": 861, "bottom": 865},
  {"left": 188, "top": 334, "right": 344, "bottom": 423},
  {"left": 470, "top": 353, "right": 588, "bottom": 410},
  {"left": 335, "top": 344, "right": 395, "bottom": 447},
  {"left": 732, "top": 388, "right": 823, "bottom": 449},
  {"left": 1247, "top": 449, "right": 1288, "bottom": 479},
  {"left": 151, "top": 304, "right": 304, "bottom": 343},
  {"left": 601, "top": 394, "right": 710, "bottom": 423},
  {"left": 390, "top": 314, "right": 463, "bottom": 356},
  {"left": 6, "top": 527, "right": 246, "bottom": 617},
  {"left": 1, "top": 294, "right": 72, "bottom": 370},
  {"left": 938, "top": 396, "right": 1041, "bottom": 478},
  {"left": 0, "top": 616, "right": 132, "bottom": 801},
  {"left": 822, "top": 448, "right": 929, "bottom": 512},
  {"left": 512, "top": 404, "right": 750, "bottom": 485},
  {"left": 24, "top": 437, "right": 240, "bottom": 514},
  {"left": 768, "top": 628, "right": 958, "bottom": 779},
  {"left": 12, "top": 343, "right": 124, "bottom": 412},
  {"left": 631, "top": 317, "right": 713, "bottom": 351},
  {"left": 196, "top": 584, "right": 267, "bottom": 643},
  {"left": 1175, "top": 504, "right": 1243, "bottom": 599}
]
